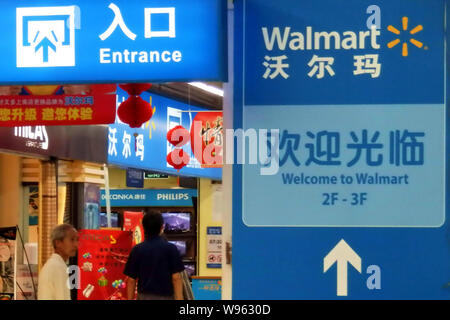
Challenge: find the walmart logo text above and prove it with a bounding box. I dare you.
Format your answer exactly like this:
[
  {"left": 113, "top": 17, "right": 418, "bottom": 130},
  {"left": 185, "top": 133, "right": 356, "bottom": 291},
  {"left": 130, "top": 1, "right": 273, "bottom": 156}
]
[{"left": 262, "top": 26, "right": 381, "bottom": 51}]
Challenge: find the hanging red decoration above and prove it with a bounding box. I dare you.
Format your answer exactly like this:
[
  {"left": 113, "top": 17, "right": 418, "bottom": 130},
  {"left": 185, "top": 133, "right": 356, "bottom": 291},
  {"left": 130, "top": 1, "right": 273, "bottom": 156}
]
[
  {"left": 167, "top": 125, "right": 190, "bottom": 148},
  {"left": 166, "top": 149, "right": 190, "bottom": 170},
  {"left": 118, "top": 83, "right": 152, "bottom": 95},
  {"left": 117, "top": 83, "right": 153, "bottom": 128},
  {"left": 117, "top": 95, "right": 153, "bottom": 128}
]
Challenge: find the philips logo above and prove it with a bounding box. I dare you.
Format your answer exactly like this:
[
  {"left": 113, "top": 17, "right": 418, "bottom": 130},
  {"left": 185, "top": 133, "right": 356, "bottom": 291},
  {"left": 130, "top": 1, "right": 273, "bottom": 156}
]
[{"left": 157, "top": 193, "right": 189, "bottom": 201}]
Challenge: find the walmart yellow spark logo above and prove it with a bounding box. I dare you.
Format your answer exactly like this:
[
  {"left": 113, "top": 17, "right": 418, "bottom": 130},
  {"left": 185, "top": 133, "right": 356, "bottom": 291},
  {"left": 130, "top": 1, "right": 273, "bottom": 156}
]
[
  {"left": 387, "top": 17, "right": 425, "bottom": 57},
  {"left": 145, "top": 96, "right": 157, "bottom": 139}
]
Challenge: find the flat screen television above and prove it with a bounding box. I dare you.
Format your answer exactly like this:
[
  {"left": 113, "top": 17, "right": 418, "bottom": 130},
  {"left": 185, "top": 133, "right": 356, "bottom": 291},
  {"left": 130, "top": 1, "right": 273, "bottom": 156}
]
[
  {"left": 169, "top": 240, "right": 187, "bottom": 257},
  {"left": 99, "top": 212, "right": 119, "bottom": 228},
  {"left": 162, "top": 213, "right": 191, "bottom": 233},
  {"left": 184, "top": 263, "right": 195, "bottom": 277}
]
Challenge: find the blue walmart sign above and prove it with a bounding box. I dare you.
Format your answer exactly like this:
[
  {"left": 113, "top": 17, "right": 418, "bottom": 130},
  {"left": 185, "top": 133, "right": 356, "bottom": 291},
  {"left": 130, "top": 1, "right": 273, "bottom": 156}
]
[
  {"left": 244, "top": 0, "right": 443, "bottom": 105},
  {"left": 233, "top": 0, "right": 449, "bottom": 299},
  {"left": 107, "top": 88, "right": 222, "bottom": 180},
  {"left": 0, "top": 0, "right": 227, "bottom": 84}
]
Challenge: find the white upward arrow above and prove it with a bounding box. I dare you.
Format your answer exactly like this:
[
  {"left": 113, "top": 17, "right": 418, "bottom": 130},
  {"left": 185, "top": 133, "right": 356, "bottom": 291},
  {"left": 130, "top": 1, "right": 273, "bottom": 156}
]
[{"left": 323, "top": 239, "right": 362, "bottom": 297}]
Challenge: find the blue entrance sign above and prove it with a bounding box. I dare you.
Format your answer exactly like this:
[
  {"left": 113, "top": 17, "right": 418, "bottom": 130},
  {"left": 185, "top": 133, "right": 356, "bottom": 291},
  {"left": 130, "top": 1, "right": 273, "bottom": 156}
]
[
  {"left": 0, "top": 0, "right": 227, "bottom": 84},
  {"left": 100, "top": 189, "right": 197, "bottom": 207},
  {"left": 233, "top": 0, "right": 449, "bottom": 299},
  {"left": 107, "top": 88, "right": 222, "bottom": 180}
]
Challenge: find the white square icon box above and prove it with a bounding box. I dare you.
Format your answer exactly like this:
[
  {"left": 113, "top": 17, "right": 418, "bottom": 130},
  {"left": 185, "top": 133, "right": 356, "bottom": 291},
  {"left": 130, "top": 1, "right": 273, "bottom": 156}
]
[
  {"left": 17, "top": 6, "right": 75, "bottom": 68},
  {"left": 145, "top": 8, "right": 176, "bottom": 38}
]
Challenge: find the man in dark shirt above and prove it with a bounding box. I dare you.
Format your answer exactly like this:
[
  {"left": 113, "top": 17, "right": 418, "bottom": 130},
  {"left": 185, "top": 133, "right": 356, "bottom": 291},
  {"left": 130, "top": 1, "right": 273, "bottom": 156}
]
[{"left": 124, "top": 211, "right": 184, "bottom": 300}]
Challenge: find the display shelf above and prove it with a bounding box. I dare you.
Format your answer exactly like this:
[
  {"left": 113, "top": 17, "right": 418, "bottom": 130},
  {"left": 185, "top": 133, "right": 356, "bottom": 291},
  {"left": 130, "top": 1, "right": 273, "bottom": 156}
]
[{"left": 163, "top": 232, "right": 196, "bottom": 238}]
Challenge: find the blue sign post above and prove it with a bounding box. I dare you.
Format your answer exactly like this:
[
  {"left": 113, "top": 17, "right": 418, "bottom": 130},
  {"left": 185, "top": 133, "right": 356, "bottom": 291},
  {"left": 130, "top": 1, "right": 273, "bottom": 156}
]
[
  {"left": 233, "top": 0, "right": 449, "bottom": 299},
  {"left": 0, "top": 0, "right": 227, "bottom": 84}
]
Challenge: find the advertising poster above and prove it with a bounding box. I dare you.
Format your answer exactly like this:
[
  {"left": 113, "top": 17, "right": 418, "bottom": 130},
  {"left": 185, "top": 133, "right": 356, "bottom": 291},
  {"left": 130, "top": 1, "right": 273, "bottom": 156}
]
[
  {"left": 83, "top": 184, "right": 101, "bottom": 230},
  {"left": 0, "top": 84, "right": 116, "bottom": 126},
  {"left": 0, "top": 227, "right": 16, "bottom": 300},
  {"left": 206, "top": 227, "right": 222, "bottom": 269},
  {"left": 77, "top": 230, "right": 132, "bottom": 300},
  {"left": 27, "top": 186, "right": 39, "bottom": 226},
  {"left": 123, "top": 211, "right": 144, "bottom": 246},
  {"left": 190, "top": 111, "right": 223, "bottom": 168},
  {"left": 15, "top": 264, "right": 38, "bottom": 300}
]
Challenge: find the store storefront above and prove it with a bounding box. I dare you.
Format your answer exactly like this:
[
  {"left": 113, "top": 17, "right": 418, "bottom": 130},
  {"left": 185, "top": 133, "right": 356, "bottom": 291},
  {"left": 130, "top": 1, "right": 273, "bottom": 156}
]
[
  {"left": 0, "top": 0, "right": 228, "bottom": 301},
  {"left": 99, "top": 88, "right": 224, "bottom": 300},
  {"left": 99, "top": 188, "right": 198, "bottom": 276},
  {"left": 0, "top": 124, "right": 109, "bottom": 299}
]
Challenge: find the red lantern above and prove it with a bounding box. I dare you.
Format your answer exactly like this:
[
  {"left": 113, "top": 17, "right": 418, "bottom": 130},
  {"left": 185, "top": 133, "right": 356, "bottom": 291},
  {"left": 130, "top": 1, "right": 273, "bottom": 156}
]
[
  {"left": 166, "top": 149, "right": 190, "bottom": 170},
  {"left": 117, "top": 83, "right": 153, "bottom": 128},
  {"left": 118, "top": 83, "right": 151, "bottom": 95},
  {"left": 167, "top": 125, "right": 190, "bottom": 148},
  {"left": 117, "top": 95, "right": 153, "bottom": 128}
]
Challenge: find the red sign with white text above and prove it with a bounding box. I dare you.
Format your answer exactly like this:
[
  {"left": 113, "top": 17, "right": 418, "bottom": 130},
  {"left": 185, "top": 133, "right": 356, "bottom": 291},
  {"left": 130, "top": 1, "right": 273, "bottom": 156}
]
[
  {"left": 77, "top": 230, "right": 132, "bottom": 300},
  {"left": 0, "top": 84, "right": 116, "bottom": 126}
]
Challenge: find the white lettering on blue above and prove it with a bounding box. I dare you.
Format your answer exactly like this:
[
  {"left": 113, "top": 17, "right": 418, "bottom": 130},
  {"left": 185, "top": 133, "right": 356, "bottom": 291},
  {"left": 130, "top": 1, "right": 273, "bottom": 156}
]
[{"left": 100, "top": 48, "right": 182, "bottom": 64}]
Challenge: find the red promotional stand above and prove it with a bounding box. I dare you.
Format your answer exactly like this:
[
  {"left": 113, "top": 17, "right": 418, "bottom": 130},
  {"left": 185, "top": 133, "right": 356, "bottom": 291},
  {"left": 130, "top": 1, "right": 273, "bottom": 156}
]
[{"left": 77, "top": 230, "right": 133, "bottom": 300}]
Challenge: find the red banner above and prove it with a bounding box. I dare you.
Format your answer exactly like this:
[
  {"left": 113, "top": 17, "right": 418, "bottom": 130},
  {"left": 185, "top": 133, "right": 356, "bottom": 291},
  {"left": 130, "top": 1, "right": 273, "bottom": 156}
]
[
  {"left": 77, "top": 230, "right": 132, "bottom": 300},
  {"left": 0, "top": 84, "right": 116, "bottom": 126},
  {"left": 190, "top": 111, "right": 223, "bottom": 168},
  {"left": 123, "top": 211, "right": 144, "bottom": 247}
]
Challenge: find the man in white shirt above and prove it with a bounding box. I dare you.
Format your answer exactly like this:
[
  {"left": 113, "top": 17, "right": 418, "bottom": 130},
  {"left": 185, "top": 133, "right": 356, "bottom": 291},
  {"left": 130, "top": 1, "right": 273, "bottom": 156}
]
[{"left": 38, "top": 224, "right": 79, "bottom": 300}]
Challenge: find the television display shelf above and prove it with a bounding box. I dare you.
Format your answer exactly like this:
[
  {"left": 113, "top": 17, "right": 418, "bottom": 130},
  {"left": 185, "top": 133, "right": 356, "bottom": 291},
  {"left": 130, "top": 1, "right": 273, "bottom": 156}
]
[{"left": 164, "top": 232, "right": 195, "bottom": 238}]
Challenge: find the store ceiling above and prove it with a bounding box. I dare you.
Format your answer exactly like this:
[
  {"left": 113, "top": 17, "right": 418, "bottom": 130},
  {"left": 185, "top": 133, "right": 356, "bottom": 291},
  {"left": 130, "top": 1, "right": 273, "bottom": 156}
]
[{"left": 148, "top": 82, "right": 223, "bottom": 110}]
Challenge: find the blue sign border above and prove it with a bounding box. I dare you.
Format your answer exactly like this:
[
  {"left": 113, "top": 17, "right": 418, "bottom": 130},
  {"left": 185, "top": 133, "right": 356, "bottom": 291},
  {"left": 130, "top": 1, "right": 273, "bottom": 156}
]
[
  {"left": 0, "top": 0, "right": 228, "bottom": 84},
  {"left": 232, "top": 0, "right": 450, "bottom": 299}
]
